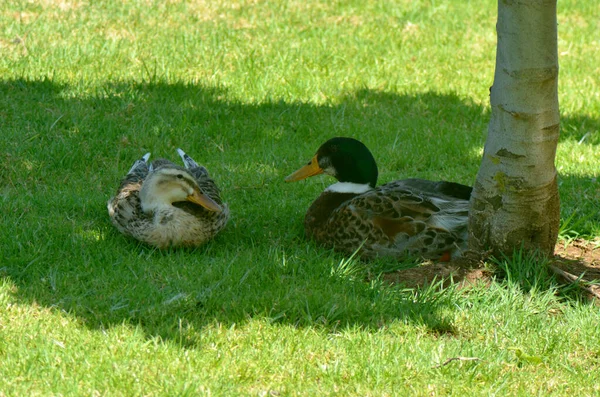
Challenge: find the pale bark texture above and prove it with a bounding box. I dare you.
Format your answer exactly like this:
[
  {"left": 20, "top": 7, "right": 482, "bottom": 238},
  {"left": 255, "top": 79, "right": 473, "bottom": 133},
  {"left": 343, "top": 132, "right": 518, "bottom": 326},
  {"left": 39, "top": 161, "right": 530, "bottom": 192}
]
[{"left": 469, "top": 0, "right": 560, "bottom": 257}]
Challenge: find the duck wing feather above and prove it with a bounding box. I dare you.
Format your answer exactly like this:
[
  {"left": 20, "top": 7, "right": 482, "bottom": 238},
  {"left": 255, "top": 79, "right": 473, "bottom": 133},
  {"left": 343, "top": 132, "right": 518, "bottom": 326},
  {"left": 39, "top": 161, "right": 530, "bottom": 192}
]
[{"left": 307, "top": 180, "right": 470, "bottom": 259}]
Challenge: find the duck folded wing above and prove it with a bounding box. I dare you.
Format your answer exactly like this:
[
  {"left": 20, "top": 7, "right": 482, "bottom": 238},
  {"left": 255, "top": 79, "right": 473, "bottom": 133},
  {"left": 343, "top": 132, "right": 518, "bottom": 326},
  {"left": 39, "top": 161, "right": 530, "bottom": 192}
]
[{"left": 314, "top": 187, "right": 469, "bottom": 259}]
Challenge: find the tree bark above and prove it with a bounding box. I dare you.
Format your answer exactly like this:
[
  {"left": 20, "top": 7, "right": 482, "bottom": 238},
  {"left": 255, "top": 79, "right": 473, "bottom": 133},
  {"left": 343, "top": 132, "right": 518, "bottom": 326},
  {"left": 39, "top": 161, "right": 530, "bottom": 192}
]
[{"left": 469, "top": 0, "right": 560, "bottom": 257}]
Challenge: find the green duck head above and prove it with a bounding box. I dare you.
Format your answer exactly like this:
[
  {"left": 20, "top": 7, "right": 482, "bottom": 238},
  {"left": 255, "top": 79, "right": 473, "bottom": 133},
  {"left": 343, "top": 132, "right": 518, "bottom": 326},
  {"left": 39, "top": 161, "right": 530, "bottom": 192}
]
[{"left": 285, "top": 137, "right": 379, "bottom": 188}]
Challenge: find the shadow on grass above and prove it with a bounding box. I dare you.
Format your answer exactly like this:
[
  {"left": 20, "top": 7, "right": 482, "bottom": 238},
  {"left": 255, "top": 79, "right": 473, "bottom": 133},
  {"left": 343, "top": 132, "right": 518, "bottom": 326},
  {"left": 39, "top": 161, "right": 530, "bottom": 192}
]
[{"left": 1, "top": 78, "right": 598, "bottom": 344}]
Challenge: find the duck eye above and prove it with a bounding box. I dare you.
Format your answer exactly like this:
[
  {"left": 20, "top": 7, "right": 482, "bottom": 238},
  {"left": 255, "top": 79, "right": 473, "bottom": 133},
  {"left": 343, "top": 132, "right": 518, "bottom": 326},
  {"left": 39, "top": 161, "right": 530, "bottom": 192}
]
[{"left": 176, "top": 174, "right": 184, "bottom": 179}]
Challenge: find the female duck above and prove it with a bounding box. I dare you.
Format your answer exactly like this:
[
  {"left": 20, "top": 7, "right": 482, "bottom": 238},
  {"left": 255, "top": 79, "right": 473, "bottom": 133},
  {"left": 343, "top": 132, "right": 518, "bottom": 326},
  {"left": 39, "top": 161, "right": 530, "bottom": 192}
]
[
  {"left": 285, "top": 137, "right": 471, "bottom": 261},
  {"left": 108, "top": 149, "right": 229, "bottom": 248}
]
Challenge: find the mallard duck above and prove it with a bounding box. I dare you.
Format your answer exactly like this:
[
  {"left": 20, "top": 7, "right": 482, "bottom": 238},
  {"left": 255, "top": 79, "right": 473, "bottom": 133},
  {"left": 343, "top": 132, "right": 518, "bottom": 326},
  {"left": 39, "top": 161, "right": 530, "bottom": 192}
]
[
  {"left": 107, "top": 149, "right": 229, "bottom": 248},
  {"left": 285, "top": 137, "right": 472, "bottom": 261}
]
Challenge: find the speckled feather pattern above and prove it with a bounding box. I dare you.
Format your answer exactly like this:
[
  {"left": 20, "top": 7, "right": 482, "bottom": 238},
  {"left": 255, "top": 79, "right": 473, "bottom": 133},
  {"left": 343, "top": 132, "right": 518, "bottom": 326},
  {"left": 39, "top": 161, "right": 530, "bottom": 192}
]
[
  {"left": 107, "top": 154, "right": 229, "bottom": 248},
  {"left": 304, "top": 179, "right": 471, "bottom": 260}
]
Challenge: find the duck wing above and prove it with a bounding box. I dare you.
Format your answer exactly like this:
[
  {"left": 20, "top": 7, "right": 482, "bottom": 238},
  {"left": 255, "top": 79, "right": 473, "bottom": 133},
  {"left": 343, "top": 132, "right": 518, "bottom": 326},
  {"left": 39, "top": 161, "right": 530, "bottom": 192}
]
[
  {"left": 115, "top": 152, "right": 151, "bottom": 189},
  {"left": 391, "top": 178, "right": 473, "bottom": 201},
  {"left": 313, "top": 180, "right": 470, "bottom": 259},
  {"left": 108, "top": 153, "right": 153, "bottom": 235},
  {"left": 176, "top": 148, "right": 224, "bottom": 205}
]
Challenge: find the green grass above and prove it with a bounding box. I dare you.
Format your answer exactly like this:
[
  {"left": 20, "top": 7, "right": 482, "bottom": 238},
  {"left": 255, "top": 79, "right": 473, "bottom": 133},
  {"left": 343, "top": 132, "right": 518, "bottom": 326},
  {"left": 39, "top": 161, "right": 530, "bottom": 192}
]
[{"left": 1, "top": 0, "right": 599, "bottom": 395}]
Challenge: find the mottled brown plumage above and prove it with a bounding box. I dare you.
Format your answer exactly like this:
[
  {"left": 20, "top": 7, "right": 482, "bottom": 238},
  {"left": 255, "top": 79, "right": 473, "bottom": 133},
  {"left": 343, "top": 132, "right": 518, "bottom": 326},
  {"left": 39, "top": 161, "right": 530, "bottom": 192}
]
[
  {"left": 107, "top": 149, "right": 229, "bottom": 248},
  {"left": 286, "top": 137, "right": 471, "bottom": 260}
]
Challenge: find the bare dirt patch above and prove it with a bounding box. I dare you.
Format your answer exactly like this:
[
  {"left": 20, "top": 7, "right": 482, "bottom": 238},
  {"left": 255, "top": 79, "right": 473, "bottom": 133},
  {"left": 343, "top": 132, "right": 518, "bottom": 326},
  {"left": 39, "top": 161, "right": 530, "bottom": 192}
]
[
  {"left": 383, "top": 239, "right": 600, "bottom": 296},
  {"left": 553, "top": 239, "right": 600, "bottom": 277}
]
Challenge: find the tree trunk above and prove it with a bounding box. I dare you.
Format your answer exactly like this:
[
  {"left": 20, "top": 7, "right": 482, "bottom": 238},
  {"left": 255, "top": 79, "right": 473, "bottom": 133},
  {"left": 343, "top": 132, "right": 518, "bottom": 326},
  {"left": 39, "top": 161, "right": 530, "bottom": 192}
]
[{"left": 468, "top": 0, "right": 560, "bottom": 258}]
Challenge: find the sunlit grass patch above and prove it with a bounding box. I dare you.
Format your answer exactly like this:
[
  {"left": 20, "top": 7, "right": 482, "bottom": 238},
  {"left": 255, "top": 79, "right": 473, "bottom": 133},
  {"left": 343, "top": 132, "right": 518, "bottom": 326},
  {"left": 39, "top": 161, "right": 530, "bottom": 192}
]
[{"left": 0, "top": 0, "right": 599, "bottom": 395}]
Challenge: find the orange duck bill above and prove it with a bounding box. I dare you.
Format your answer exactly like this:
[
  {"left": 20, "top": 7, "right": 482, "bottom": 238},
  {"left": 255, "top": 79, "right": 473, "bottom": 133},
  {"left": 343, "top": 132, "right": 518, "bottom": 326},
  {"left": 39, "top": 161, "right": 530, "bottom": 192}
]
[
  {"left": 285, "top": 155, "right": 323, "bottom": 182},
  {"left": 187, "top": 187, "right": 223, "bottom": 212}
]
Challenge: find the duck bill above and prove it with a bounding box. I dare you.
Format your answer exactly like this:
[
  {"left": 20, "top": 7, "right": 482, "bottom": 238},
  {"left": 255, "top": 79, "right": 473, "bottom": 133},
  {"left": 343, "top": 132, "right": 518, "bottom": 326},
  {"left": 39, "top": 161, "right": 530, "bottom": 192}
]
[
  {"left": 285, "top": 155, "right": 323, "bottom": 182},
  {"left": 187, "top": 188, "right": 223, "bottom": 212}
]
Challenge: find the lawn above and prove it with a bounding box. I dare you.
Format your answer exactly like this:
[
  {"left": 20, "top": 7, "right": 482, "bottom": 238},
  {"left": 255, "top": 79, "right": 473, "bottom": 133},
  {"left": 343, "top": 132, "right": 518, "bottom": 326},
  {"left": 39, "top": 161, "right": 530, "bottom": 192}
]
[{"left": 1, "top": 0, "right": 599, "bottom": 395}]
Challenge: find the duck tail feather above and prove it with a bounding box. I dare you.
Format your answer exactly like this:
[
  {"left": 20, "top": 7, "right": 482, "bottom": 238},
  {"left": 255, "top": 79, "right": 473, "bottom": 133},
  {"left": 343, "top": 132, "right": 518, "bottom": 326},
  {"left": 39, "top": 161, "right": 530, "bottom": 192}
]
[
  {"left": 127, "top": 152, "right": 151, "bottom": 175},
  {"left": 177, "top": 148, "right": 200, "bottom": 170}
]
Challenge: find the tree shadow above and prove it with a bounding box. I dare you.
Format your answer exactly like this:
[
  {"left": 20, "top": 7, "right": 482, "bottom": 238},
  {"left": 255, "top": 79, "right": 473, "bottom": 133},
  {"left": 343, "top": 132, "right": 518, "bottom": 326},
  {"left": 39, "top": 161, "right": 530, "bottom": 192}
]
[{"left": 1, "top": 77, "right": 598, "bottom": 345}]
